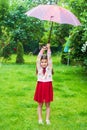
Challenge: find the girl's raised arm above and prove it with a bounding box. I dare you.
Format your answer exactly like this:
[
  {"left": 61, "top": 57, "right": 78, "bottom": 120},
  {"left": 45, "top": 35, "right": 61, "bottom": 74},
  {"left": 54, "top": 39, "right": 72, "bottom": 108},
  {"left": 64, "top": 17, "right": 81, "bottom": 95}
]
[
  {"left": 36, "top": 47, "right": 45, "bottom": 69},
  {"left": 47, "top": 44, "right": 52, "bottom": 69}
]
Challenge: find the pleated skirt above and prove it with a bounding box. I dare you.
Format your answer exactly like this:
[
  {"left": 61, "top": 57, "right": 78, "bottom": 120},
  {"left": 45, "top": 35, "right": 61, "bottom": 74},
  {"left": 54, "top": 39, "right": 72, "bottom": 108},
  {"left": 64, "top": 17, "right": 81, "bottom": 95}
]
[{"left": 34, "top": 81, "right": 53, "bottom": 103}]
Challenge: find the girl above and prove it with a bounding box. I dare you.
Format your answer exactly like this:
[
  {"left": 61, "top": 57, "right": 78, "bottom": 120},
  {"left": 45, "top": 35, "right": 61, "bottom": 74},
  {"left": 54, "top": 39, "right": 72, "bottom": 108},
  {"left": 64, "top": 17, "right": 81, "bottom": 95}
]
[{"left": 34, "top": 44, "right": 53, "bottom": 125}]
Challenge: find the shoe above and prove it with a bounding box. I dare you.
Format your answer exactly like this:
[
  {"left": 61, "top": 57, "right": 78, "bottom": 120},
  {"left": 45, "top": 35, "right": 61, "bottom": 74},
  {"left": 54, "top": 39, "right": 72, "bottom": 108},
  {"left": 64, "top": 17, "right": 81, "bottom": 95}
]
[
  {"left": 38, "top": 120, "right": 44, "bottom": 125},
  {"left": 46, "top": 120, "right": 51, "bottom": 125}
]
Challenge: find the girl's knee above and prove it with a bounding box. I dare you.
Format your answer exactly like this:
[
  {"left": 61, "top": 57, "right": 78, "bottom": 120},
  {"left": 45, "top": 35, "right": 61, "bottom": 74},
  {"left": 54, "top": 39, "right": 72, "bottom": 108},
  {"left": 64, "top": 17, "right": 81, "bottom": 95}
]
[
  {"left": 45, "top": 102, "right": 50, "bottom": 107},
  {"left": 38, "top": 103, "right": 43, "bottom": 107}
]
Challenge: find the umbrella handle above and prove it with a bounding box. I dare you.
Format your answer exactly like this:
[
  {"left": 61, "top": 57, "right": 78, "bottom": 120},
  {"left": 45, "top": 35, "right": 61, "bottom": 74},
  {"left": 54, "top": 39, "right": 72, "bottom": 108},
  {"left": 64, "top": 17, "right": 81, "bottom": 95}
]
[{"left": 48, "top": 22, "right": 53, "bottom": 43}]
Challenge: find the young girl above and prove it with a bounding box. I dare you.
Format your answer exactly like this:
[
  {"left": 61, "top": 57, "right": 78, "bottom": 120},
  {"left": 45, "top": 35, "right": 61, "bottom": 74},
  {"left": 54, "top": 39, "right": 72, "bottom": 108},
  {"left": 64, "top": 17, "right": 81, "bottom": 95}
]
[{"left": 34, "top": 43, "right": 53, "bottom": 125}]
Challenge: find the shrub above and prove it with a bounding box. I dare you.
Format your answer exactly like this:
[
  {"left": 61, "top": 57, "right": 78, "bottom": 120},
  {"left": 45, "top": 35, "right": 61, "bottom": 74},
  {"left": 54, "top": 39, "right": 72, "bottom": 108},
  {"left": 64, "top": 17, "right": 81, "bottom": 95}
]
[{"left": 16, "top": 42, "right": 24, "bottom": 64}]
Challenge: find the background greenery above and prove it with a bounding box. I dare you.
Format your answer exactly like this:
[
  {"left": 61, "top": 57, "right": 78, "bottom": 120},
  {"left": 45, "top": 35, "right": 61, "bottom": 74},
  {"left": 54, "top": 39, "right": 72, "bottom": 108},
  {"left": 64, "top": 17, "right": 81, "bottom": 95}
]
[{"left": 0, "top": 0, "right": 87, "bottom": 68}]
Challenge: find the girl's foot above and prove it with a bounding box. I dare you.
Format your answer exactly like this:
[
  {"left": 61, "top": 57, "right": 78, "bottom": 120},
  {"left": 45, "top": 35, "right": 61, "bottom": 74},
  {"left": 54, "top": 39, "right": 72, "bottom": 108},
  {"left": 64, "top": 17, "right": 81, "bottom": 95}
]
[
  {"left": 38, "top": 120, "right": 44, "bottom": 125},
  {"left": 46, "top": 120, "right": 51, "bottom": 125}
]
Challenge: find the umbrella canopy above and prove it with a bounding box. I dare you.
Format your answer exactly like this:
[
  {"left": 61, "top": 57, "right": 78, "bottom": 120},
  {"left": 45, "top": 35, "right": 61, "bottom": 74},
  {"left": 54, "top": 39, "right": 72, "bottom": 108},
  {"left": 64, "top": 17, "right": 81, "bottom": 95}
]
[
  {"left": 25, "top": 4, "right": 81, "bottom": 42},
  {"left": 25, "top": 4, "right": 81, "bottom": 26}
]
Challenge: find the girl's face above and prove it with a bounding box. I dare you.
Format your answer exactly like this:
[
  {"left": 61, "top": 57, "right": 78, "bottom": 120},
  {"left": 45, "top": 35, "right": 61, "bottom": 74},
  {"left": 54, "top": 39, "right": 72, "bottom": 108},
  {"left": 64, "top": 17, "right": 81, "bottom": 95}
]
[{"left": 40, "top": 59, "right": 48, "bottom": 68}]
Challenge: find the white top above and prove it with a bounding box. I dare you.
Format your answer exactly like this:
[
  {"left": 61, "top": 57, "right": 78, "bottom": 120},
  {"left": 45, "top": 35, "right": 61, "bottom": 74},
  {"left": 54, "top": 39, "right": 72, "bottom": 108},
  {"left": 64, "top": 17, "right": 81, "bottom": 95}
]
[{"left": 36, "top": 49, "right": 53, "bottom": 82}]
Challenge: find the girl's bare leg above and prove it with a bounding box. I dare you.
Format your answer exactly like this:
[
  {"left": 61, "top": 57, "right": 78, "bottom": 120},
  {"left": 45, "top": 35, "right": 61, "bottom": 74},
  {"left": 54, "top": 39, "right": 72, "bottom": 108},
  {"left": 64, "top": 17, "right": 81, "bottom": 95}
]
[
  {"left": 45, "top": 102, "right": 50, "bottom": 121},
  {"left": 37, "top": 103, "right": 43, "bottom": 121}
]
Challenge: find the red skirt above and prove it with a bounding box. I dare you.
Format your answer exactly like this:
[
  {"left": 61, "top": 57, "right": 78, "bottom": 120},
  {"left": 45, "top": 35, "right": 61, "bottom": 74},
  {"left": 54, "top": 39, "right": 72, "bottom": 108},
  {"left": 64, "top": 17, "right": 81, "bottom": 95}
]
[{"left": 34, "top": 81, "right": 53, "bottom": 103}]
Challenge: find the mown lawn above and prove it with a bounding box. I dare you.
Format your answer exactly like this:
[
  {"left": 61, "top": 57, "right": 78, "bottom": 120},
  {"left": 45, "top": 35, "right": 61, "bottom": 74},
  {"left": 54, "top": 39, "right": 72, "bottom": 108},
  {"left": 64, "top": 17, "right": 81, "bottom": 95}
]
[{"left": 0, "top": 55, "right": 87, "bottom": 130}]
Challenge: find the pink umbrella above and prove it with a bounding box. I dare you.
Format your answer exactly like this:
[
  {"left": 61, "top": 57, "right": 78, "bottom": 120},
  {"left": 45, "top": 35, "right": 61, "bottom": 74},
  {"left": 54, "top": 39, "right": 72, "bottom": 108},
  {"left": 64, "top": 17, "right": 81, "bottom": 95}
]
[{"left": 25, "top": 4, "right": 81, "bottom": 42}]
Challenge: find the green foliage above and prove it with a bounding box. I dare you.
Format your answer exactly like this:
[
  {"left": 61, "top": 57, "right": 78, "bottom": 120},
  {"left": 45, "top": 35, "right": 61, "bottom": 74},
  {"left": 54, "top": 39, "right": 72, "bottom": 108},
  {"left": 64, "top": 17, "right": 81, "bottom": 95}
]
[
  {"left": 2, "top": 44, "right": 11, "bottom": 59},
  {"left": 53, "top": 24, "right": 72, "bottom": 46},
  {"left": 61, "top": 52, "right": 71, "bottom": 65},
  {"left": 0, "top": 26, "right": 11, "bottom": 44},
  {"left": 0, "top": 43, "right": 4, "bottom": 57},
  {"left": 2, "top": 5, "right": 44, "bottom": 53},
  {"left": 61, "top": 26, "right": 87, "bottom": 66},
  {"left": 69, "top": 0, "right": 87, "bottom": 23},
  {"left": 61, "top": 0, "right": 87, "bottom": 69},
  {"left": 41, "top": 22, "right": 71, "bottom": 51},
  {"left": 0, "top": 0, "right": 9, "bottom": 38},
  {"left": 16, "top": 42, "right": 24, "bottom": 64},
  {"left": 0, "top": 0, "right": 9, "bottom": 19},
  {"left": 0, "top": 26, "right": 12, "bottom": 59}
]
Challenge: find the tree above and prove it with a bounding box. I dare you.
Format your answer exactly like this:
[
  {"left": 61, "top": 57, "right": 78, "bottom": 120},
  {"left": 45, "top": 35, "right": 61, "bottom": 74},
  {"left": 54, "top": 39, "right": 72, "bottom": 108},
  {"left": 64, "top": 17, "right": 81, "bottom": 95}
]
[{"left": 1, "top": 4, "right": 44, "bottom": 53}]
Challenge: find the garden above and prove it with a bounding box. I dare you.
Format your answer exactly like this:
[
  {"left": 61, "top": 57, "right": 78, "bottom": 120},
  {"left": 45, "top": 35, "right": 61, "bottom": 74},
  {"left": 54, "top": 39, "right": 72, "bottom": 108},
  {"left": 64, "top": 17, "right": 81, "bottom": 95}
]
[{"left": 0, "top": 0, "right": 87, "bottom": 130}]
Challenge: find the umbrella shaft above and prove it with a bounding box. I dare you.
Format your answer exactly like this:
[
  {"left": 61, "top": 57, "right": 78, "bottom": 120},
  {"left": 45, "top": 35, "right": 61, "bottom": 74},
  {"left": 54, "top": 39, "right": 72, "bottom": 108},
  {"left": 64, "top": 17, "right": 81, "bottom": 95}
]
[{"left": 48, "top": 22, "right": 53, "bottom": 43}]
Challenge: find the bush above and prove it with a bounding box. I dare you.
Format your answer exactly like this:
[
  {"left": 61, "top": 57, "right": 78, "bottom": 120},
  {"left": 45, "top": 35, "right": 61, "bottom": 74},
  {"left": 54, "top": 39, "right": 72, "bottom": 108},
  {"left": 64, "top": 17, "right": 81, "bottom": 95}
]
[{"left": 16, "top": 42, "right": 24, "bottom": 64}]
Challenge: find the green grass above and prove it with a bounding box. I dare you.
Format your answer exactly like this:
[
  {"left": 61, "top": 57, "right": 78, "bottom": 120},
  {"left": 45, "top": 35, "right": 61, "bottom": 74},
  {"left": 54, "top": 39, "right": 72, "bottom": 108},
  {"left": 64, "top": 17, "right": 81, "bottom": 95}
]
[{"left": 0, "top": 55, "right": 87, "bottom": 130}]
